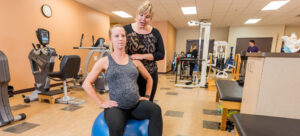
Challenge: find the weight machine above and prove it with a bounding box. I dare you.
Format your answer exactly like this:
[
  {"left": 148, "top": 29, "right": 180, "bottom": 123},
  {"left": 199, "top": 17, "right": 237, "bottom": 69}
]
[
  {"left": 175, "top": 21, "right": 211, "bottom": 88},
  {"left": 212, "top": 41, "right": 229, "bottom": 79}
]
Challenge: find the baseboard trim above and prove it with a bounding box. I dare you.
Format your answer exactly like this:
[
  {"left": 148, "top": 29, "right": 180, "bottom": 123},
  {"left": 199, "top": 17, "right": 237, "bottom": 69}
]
[{"left": 14, "top": 83, "right": 64, "bottom": 94}]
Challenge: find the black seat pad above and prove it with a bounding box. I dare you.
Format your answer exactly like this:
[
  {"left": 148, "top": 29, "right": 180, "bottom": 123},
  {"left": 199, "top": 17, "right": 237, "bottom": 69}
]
[
  {"left": 233, "top": 113, "right": 300, "bottom": 136},
  {"left": 215, "top": 80, "right": 243, "bottom": 102}
]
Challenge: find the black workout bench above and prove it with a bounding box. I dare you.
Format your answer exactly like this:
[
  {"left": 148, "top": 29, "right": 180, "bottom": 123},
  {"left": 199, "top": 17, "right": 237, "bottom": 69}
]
[
  {"left": 232, "top": 113, "right": 300, "bottom": 136},
  {"left": 215, "top": 80, "right": 243, "bottom": 130}
]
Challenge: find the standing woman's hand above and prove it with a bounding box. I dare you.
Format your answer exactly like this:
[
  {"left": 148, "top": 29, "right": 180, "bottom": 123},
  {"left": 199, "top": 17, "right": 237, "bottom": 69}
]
[
  {"left": 131, "top": 54, "right": 155, "bottom": 61},
  {"left": 130, "top": 54, "right": 144, "bottom": 60}
]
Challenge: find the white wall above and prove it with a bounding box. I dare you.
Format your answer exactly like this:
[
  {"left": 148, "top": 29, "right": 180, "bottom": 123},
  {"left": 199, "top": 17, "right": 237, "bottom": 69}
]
[
  {"left": 176, "top": 27, "right": 229, "bottom": 53},
  {"left": 228, "top": 25, "right": 285, "bottom": 53},
  {"left": 285, "top": 26, "right": 300, "bottom": 36}
]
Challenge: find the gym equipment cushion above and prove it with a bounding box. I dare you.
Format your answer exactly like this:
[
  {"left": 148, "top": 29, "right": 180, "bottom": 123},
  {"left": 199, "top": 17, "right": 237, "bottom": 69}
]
[
  {"left": 215, "top": 80, "right": 243, "bottom": 102},
  {"left": 232, "top": 113, "right": 300, "bottom": 136}
]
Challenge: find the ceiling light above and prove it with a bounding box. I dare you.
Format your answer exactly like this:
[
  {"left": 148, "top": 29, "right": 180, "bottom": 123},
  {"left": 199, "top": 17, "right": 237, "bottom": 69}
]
[
  {"left": 245, "top": 19, "right": 261, "bottom": 24},
  {"left": 188, "top": 20, "right": 199, "bottom": 26},
  {"left": 181, "top": 7, "right": 197, "bottom": 15},
  {"left": 262, "top": 0, "right": 290, "bottom": 11},
  {"left": 112, "top": 11, "right": 132, "bottom": 18}
]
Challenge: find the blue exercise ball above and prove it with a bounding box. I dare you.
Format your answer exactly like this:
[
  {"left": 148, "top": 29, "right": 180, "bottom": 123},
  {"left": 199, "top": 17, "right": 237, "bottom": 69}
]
[{"left": 92, "top": 112, "right": 149, "bottom": 136}]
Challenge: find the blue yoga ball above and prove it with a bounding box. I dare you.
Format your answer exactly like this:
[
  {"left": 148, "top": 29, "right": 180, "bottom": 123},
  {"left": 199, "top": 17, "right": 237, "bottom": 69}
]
[{"left": 92, "top": 112, "right": 149, "bottom": 136}]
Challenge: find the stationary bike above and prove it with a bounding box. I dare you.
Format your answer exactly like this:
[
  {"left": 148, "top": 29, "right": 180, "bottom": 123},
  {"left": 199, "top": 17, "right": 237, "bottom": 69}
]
[{"left": 23, "top": 28, "right": 62, "bottom": 103}]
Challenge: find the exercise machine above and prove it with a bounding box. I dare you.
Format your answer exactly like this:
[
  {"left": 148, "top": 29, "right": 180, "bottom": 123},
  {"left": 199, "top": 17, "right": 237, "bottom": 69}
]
[
  {"left": 213, "top": 41, "right": 228, "bottom": 68},
  {"left": 23, "top": 28, "right": 62, "bottom": 103},
  {"left": 73, "top": 34, "right": 110, "bottom": 93},
  {"left": 233, "top": 113, "right": 300, "bottom": 136},
  {"left": 175, "top": 57, "right": 197, "bottom": 84},
  {"left": 208, "top": 46, "right": 235, "bottom": 82},
  {"left": 215, "top": 80, "right": 242, "bottom": 131},
  {"left": 211, "top": 41, "right": 235, "bottom": 79},
  {"left": 228, "top": 46, "right": 234, "bottom": 66},
  {"left": 24, "top": 28, "right": 84, "bottom": 105},
  {"left": 175, "top": 21, "right": 211, "bottom": 88},
  {"left": 212, "top": 41, "right": 228, "bottom": 78},
  {"left": 0, "top": 50, "right": 26, "bottom": 126},
  {"left": 46, "top": 55, "right": 85, "bottom": 105}
]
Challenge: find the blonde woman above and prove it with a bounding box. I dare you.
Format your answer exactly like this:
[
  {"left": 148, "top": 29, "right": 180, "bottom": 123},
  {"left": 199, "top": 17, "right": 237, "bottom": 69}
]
[
  {"left": 82, "top": 25, "right": 162, "bottom": 136},
  {"left": 124, "top": 1, "right": 165, "bottom": 101}
]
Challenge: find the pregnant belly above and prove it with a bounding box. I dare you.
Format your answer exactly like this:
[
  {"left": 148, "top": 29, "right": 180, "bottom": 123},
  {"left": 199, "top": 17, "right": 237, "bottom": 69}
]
[{"left": 109, "top": 89, "right": 140, "bottom": 109}]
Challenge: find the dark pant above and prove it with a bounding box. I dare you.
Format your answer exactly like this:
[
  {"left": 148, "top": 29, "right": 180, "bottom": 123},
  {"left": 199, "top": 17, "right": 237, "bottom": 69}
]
[
  {"left": 137, "top": 71, "right": 158, "bottom": 101},
  {"left": 104, "top": 101, "right": 163, "bottom": 136},
  {"left": 190, "top": 63, "right": 195, "bottom": 76}
]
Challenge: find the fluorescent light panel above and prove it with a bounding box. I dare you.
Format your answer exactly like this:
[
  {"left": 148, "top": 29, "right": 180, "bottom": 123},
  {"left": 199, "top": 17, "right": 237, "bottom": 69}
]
[
  {"left": 112, "top": 11, "right": 132, "bottom": 18},
  {"left": 245, "top": 19, "right": 261, "bottom": 24},
  {"left": 181, "top": 7, "right": 197, "bottom": 15},
  {"left": 262, "top": 0, "right": 290, "bottom": 11}
]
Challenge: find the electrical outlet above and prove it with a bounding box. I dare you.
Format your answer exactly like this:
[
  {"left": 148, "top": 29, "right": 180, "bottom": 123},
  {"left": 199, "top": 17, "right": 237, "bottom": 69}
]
[{"left": 94, "top": 56, "right": 97, "bottom": 61}]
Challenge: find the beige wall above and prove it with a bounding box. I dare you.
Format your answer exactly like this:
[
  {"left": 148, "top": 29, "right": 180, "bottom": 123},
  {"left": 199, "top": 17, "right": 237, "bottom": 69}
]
[
  {"left": 176, "top": 27, "right": 229, "bottom": 53},
  {"left": 151, "top": 21, "right": 176, "bottom": 73},
  {"left": 151, "top": 21, "right": 168, "bottom": 72},
  {"left": 0, "top": 0, "right": 110, "bottom": 91},
  {"left": 285, "top": 26, "right": 300, "bottom": 37},
  {"left": 228, "top": 25, "right": 285, "bottom": 53},
  {"left": 166, "top": 23, "right": 176, "bottom": 72}
]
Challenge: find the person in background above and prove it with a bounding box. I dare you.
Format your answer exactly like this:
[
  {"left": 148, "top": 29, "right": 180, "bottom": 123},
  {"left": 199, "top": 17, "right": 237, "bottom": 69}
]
[
  {"left": 247, "top": 40, "right": 261, "bottom": 53},
  {"left": 281, "top": 41, "right": 285, "bottom": 53},
  {"left": 180, "top": 51, "right": 185, "bottom": 58},
  {"left": 189, "top": 44, "right": 198, "bottom": 77}
]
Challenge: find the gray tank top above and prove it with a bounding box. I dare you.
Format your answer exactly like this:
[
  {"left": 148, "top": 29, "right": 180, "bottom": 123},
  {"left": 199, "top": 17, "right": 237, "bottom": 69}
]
[{"left": 105, "top": 55, "right": 140, "bottom": 109}]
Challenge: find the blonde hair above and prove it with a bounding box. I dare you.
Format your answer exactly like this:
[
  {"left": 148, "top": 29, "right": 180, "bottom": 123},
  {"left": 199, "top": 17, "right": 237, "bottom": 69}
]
[
  {"left": 109, "top": 24, "right": 125, "bottom": 52},
  {"left": 190, "top": 44, "right": 197, "bottom": 52},
  {"left": 136, "top": 1, "right": 153, "bottom": 18},
  {"left": 109, "top": 24, "right": 124, "bottom": 38}
]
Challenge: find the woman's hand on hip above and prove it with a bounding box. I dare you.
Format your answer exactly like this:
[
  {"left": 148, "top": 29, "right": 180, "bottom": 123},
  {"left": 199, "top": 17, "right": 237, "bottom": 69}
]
[
  {"left": 100, "top": 100, "right": 118, "bottom": 108},
  {"left": 139, "top": 97, "right": 150, "bottom": 101}
]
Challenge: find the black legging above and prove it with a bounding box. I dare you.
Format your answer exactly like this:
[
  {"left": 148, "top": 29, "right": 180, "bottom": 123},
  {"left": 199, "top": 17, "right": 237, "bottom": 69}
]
[
  {"left": 137, "top": 71, "right": 158, "bottom": 101},
  {"left": 190, "top": 63, "right": 195, "bottom": 76},
  {"left": 104, "top": 100, "right": 163, "bottom": 136}
]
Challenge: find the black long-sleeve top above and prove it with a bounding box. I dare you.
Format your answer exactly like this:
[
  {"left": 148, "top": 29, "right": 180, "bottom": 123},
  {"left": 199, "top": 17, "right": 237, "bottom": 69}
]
[
  {"left": 190, "top": 49, "right": 198, "bottom": 64},
  {"left": 124, "top": 24, "right": 165, "bottom": 74},
  {"left": 191, "top": 49, "right": 198, "bottom": 58}
]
